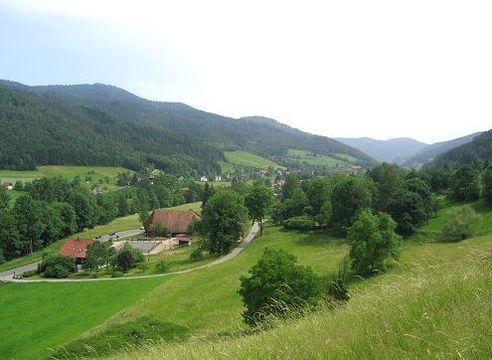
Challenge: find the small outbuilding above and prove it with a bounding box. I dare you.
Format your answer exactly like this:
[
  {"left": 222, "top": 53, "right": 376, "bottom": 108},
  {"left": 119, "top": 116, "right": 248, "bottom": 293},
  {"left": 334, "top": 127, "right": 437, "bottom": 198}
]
[{"left": 2, "top": 182, "right": 14, "bottom": 191}]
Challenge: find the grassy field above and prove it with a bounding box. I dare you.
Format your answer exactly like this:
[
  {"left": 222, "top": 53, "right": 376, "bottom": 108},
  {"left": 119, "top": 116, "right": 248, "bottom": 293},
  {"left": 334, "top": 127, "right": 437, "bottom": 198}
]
[
  {"left": 0, "top": 165, "right": 132, "bottom": 192},
  {"left": 167, "top": 201, "right": 202, "bottom": 212},
  {"left": 223, "top": 151, "right": 283, "bottom": 171},
  {"left": 3, "top": 199, "right": 492, "bottom": 359},
  {"left": 286, "top": 149, "right": 350, "bottom": 168},
  {"left": 113, "top": 234, "right": 492, "bottom": 360},
  {"left": 418, "top": 199, "right": 492, "bottom": 237},
  {"left": 0, "top": 278, "right": 166, "bottom": 360},
  {"left": 31, "top": 227, "right": 347, "bottom": 358},
  {"left": 333, "top": 152, "right": 358, "bottom": 163}
]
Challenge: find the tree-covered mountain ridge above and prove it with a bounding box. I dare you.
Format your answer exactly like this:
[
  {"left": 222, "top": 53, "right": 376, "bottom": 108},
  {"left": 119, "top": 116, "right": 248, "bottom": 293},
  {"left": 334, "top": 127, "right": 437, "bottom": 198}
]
[
  {"left": 0, "top": 80, "right": 375, "bottom": 173},
  {"left": 431, "top": 130, "right": 492, "bottom": 167}
]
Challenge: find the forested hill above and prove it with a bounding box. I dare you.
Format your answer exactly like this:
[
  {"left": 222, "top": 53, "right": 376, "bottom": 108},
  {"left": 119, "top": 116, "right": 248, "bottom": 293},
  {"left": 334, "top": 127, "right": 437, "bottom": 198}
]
[
  {"left": 335, "top": 137, "right": 427, "bottom": 163},
  {"left": 0, "top": 83, "right": 222, "bottom": 174},
  {"left": 28, "top": 83, "right": 375, "bottom": 166},
  {"left": 431, "top": 130, "right": 492, "bottom": 167},
  {"left": 404, "top": 132, "right": 483, "bottom": 168}
]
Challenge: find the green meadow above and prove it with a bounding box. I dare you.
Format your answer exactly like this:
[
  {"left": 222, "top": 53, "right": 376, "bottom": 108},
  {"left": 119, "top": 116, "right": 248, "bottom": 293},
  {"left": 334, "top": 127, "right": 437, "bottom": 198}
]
[
  {"left": 0, "top": 279, "right": 165, "bottom": 360},
  {"left": 223, "top": 151, "right": 284, "bottom": 172},
  {"left": 286, "top": 148, "right": 350, "bottom": 168},
  {"left": 114, "top": 234, "right": 492, "bottom": 360},
  {"left": 0, "top": 165, "right": 133, "bottom": 192},
  {"left": 1, "top": 200, "right": 491, "bottom": 359}
]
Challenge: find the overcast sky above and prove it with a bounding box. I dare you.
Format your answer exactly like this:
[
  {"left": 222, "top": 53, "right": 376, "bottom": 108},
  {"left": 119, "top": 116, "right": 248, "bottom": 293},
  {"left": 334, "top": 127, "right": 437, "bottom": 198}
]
[{"left": 1, "top": 1, "right": 491, "bottom": 143}]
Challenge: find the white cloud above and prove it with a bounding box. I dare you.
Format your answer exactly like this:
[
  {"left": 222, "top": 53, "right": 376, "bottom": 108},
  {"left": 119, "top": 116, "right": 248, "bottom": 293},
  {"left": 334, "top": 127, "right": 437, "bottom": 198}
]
[{"left": 1, "top": 0, "right": 492, "bottom": 142}]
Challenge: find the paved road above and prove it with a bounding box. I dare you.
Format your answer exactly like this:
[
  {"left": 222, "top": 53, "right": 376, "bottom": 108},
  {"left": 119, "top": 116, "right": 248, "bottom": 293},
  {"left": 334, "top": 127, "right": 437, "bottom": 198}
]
[
  {"left": 0, "top": 223, "right": 259, "bottom": 283},
  {"left": 96, "top": 228, "right": 145, "bottom": 242},
  {"left": 0, "top": 228, "right": 144, "bottom": 281}
]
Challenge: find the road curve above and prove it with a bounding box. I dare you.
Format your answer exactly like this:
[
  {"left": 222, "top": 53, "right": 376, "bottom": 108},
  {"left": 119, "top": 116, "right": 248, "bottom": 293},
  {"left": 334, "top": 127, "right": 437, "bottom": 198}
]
[{"left": 1, "top": 223, "right": 259, "bottom": 283}]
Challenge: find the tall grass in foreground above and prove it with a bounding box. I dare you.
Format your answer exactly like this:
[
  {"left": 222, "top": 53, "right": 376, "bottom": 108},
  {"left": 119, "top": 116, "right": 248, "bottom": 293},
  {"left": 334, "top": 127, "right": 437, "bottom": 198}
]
[{"left": 107, "top": 247, "right": 492, "bottom": 360}]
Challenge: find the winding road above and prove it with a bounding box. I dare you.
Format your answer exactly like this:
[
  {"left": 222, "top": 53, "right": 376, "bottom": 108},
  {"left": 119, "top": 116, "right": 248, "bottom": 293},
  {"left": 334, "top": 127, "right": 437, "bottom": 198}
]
[{"left": 0, "top": 223, "right": 259, "bottom": 283}]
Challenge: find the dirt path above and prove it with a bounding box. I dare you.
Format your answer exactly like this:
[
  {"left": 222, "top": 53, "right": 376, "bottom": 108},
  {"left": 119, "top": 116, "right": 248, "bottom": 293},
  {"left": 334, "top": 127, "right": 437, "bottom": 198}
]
[{"left": 1, "top": 223, "right": 259, "bottom": 283}]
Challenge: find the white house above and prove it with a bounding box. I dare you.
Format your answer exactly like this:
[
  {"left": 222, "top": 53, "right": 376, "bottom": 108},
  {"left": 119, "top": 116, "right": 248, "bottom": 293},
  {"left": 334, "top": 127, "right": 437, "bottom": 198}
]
[
  {"left": 2, "top": 182, "right": 13, "bottom": 191},
  {"left": 215, "top": 175, "right": 222, "bottom": 181},
  {"left": 200, "top": 176, "right": 208, "bottom": 182}
]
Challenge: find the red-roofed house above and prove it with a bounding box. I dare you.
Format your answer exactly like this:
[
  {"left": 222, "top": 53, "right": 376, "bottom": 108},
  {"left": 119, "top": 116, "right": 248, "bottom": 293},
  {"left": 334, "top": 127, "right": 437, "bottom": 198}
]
[
  {"left": 145, "top": 210, "right": 201, "bottom": 236},
  {"left": 59, "top": 238, "right": 94, "bottom": 264}
]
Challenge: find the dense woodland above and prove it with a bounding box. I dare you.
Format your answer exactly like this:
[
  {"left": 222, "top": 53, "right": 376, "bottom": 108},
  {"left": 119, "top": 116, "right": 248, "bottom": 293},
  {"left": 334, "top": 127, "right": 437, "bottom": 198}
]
[
  {"left": 432, "top": 130, "right": 492, "bottom": 167},
  {"left": 0, "top": 84, "right": 222, "bottom": 174},
  {"left": 0, "top": 81, "right": 375, "bottom": 172}
]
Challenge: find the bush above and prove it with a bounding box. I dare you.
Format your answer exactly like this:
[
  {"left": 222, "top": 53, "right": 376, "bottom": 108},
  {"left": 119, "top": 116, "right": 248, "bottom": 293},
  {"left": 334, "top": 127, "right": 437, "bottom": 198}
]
[
  {"left": 327, "top": 256, "right": 350, "bottom": 301},
  {"left": 44, "top": 264, "right": 70, "bottom": 278},
  {"left": 113, "top": 245, "right": 144, "bottom": 272},
  {"left": 155, "top": 260, "right": 170, "bottom": 273},
  {"left": 14, "top": 181, "right": 23, "bottom": 191},
  {"left": 22, "top": 269, "right": 37, "bottom": 278},
  {"left": 284, "top": 216, "right": 315, "bottom": 231},
  {"left": 239, "top": 248, "right": 321, "bottom": 326},
  {"left": 38, "top": 255, "right": 75, "bottom": 278},
  {"left": 189, "top": 247, "right": 204, "bottom": 262},
  {"left": 111, "top": 270, "right": 124, "bottom": 278},
  {"left": 441, "top": 206, "right": 482, "bottom": 242}
]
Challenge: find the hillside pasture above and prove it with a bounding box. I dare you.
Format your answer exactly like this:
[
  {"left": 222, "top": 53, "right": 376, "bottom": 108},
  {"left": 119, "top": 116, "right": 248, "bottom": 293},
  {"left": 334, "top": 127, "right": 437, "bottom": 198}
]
[
  {"left": 0, "top": 165, "right": 133, "bottom": 192},
  {"left": 0, "top": 278, "right": 165, "bottom": 360},
  {"left": 286, "top": 149, "right": 350, "bottom": 168},
  {"left": 47, "top": 226, "right": 348, "bottom": 357},
  {"left": 111, "top": 233, "right": 492, "bottom": 360},
  {"left": 223, "top": 151, "right": 284, "bottom": 171},
  {"left": 418, "top": 199, "right": 492, "bottom": 237}
]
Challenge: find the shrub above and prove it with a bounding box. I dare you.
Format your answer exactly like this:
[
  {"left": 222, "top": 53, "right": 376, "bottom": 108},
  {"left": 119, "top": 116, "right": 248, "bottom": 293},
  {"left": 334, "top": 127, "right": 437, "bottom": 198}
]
[
  {"left": 239, "top": 248, "right": 321, "bottom": 326},
  {"left": 38, "top": 254, "right": 75, "bottom": 278},
  {"left": 14, "top": 181, "right": 23, "bottom": 191},
  {"left": 113, "top": 245, "right": 144, "bottom": 272},
  {"left": 441, "top": 206, "right": 482, "bottom": 242},
  {"left": 189, "top": 247, "right": 204, "bottom": 262},
  {"left": 327, "top": 256, "right": 350, "bottom": 301},
  {"left": 155, "top": 260, "right": 170, "bottom": 273},
  {"left": 44, "top": 264, "right": 70, "bottom": 279},
  {"left": 111, "top": 270, "right": 124, "bottom": 278},
  {"left": 284, "top": 216, "right": 315, "bottom": 231},
  {"left": 22, "top": 269, "right": 37, "bottom": 278}
]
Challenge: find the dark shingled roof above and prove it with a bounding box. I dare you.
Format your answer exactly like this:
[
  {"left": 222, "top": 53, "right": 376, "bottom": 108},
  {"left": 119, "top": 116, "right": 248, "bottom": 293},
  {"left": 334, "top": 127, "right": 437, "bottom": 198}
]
[{"left": 146, "top": 210, "right": 200, "bottom": 234}]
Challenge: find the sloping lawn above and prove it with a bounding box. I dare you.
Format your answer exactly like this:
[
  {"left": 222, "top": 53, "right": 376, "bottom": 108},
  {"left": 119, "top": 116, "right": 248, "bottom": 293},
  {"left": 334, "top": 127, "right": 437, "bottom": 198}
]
[{"left": 0, "top": 278, "right": 165, "bottom": 359}]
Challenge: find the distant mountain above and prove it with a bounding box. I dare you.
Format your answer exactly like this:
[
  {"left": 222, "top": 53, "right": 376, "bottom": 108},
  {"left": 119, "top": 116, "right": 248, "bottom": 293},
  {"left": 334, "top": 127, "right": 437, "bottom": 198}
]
[
  {"left": 335, "top": 137, "right": 427, "bottom": 163},
  {"left": 0, "top": 80, "right": 375, "bottom": 174},
  {"left": 430, "top": 130, "right": 492, "bottom": 167},
  {"left": 29, "top": 83, "right": 375, "bottom": 166},
  {"left": 404, "top": 132, "right": 483, "bottom": 168}
]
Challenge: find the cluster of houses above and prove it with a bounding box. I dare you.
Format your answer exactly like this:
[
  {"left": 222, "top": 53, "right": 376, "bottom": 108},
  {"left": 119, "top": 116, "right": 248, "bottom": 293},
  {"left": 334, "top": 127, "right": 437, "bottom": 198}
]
[{"left": 59, "top": 209, "right": 200, "bottom": 266}]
